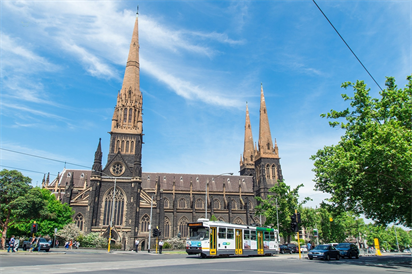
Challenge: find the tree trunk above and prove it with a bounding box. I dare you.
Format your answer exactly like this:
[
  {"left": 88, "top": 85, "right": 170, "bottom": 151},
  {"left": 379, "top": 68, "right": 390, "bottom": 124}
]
[{"left": 1, "top": 224, "right": 8, "bottom": 250}]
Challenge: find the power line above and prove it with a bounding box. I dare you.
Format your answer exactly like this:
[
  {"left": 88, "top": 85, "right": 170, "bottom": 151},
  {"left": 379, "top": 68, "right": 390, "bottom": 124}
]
[
  {"left": 312, "top": 0, "right": 383, "bottom": 91},
  {"left": 0, "top": 165, "right": 57, "bottom": 176},
  {"left": 0, "top": 147, "right": 90, "bottom": 168}
]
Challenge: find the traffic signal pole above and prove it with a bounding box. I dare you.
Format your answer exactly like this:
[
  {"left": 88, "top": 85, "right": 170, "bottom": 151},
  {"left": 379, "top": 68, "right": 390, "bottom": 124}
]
[{"left": 296, "top": 209, "right": 301, "bottom": 259}]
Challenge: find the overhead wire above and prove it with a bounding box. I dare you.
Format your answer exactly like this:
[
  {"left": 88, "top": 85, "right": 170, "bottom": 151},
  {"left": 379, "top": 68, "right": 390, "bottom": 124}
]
[{"left": 312, "top": 0, "right": 383, "bottom": 91}]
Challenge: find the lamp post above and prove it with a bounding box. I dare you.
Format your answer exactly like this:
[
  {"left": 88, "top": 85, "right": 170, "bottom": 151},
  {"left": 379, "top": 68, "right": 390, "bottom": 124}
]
[{"left": 206, "top": 173, "right": 233, "bottom": 219}]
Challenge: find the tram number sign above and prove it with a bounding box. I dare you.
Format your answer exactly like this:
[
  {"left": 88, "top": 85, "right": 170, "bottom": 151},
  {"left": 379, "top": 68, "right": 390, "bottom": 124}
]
[{"left": 188, "top": 223, "right": 203, "bottom": 227}]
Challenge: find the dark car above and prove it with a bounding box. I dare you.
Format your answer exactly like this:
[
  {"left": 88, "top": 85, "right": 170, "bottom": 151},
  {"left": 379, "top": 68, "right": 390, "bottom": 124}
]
[
  {"left": 287, "top": 244, "right": 299, "bottom": 253},
  {"left": 308, "top": 244, "right": 340, "bottom": 260},
  {"left": 335, "top": 243, "right": 359, "bottom": 259},
  {"left": 22, "top": 237, "right": 50, "bottom": 252},
  {"left": 279, "top": 244, "right": 293, "bottom": 254}
]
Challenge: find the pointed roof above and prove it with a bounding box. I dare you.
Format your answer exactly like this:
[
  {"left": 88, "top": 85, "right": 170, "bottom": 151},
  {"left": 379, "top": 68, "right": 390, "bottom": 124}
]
[
  {"left": 241, "top": 103, "right": 254, "bottom": 168},
  {"left": 121, "top": 11, "right": 140, "bottom": 96},
  {"left": 257, "top": 83, "right": 278, "bottom": 159}
]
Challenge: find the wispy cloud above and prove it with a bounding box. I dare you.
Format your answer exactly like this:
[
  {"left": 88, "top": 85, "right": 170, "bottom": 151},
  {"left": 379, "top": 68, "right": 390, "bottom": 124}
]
[{"left": 2, "top": 103, "right": 69, "bottom": 121}]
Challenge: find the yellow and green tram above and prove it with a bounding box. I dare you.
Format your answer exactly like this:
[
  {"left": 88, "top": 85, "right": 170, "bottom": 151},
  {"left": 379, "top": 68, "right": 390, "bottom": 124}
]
[{"left": 186, "top": 219, "right": 279, "bottom": 258}]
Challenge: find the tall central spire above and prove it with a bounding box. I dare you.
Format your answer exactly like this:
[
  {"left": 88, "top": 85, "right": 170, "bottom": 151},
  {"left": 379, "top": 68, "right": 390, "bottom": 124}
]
[
  {"left": 258, "top": 83, "right": 273, "bottom": 155},
  {"left": 110, "top": 10, "right": 143, "bottom": 135}
]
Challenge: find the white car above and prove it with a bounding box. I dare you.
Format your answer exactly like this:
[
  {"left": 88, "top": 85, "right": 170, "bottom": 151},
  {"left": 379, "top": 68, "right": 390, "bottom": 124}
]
[{"left": 300, "top": 245, "right": 308, "bottom": 252}]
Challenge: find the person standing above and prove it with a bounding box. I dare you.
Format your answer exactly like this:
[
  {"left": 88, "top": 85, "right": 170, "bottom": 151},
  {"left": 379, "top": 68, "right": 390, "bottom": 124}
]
[
  {"left": 307, "top": 241, "right": 311, "bottom": 251},
  {"left": 158, "top": 240, "right": 163, "bottom": 254},
  {"left": 69, "top": 239, "right": 73, "bottom": 250},
  {"left": 135, "top": 239, "right": 139, "bottom": 253},
  {"left": 7, "top": 235, "right": 15, "bottom": 253}
]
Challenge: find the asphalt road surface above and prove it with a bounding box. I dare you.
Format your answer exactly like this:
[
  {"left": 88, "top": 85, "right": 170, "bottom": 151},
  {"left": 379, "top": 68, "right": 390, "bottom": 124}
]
[{"left": 1, "top": 251, "right": 411, "bottom": 274}]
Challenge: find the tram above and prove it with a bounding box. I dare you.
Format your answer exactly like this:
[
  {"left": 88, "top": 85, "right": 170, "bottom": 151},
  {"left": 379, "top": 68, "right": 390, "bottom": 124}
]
[{"left": 186, "top": 218, "right": 279, "bottom": 258}]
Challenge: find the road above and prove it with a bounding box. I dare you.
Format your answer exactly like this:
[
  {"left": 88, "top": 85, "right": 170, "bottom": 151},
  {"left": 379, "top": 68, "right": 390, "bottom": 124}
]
[{"left": 0, "top": 250, "right": 411, "bottom": 274}]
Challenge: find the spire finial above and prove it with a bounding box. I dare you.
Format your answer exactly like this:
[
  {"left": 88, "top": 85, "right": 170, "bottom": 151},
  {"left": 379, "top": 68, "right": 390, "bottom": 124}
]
[{"left": 136, "top": 5, "right": 139, "bottom": 14}]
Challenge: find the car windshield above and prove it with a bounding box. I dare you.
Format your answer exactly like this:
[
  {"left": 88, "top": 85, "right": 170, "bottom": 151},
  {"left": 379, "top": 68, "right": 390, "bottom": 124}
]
[
  {"left": 39, "top": 238, "right": 47, "bottom": 242},
  {"left": 189, "top": 227, "right": 209, "bottom": 240},
  {"left": 336, "top": 243, "right": 350, "bottom": 248},
  {"left": 314, "top": 245, "right": 329, "bottom": 250}
]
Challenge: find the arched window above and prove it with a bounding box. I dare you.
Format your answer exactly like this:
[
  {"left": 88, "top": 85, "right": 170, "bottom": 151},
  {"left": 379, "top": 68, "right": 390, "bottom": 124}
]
[
  {"left": 164, "top": 217, "right": 171, "bottom": 238},
  {"left": 129, "top": 108, "right": 133, "bottom": 123},
  {"left": 121, "top": 140, "right": 125, "bottom": 152},
  {"left": 178, "top": 198, "right": 186, "bottom": 209},
  {"left": 250, "top": 155, "right": 253, "bottom": 162},
  {"left": 213, "top": 199, "right": 221, "bottom": 210},
  {"left": 130, "top": 141, "right": 134, "bottom": 153},
  {"left": 233, "top": 217, "right": 244, "bottom": 225},
  {"left": 164, "top": 198, "right": 169, "bottom": 208},
  {"left": 218, "top": 216, "right": 225, "bottom": 222},
  {"left": 266, "top": 164, "right": 270, "bottom": 179},
  {"left": 272, "top": 164, "right": 277, "bottom": 181},
  {"left": 102, "top": 187, "right": 125, "bottom": 226},
  {"left": 126, "top": 141, "right": 129, "bottom": 153},
  {"left": 195, "top": 198, "right": 204, "bottom": 209},
  {"left": 74, "top": 213, "right": 84, "bottom": 231},
  {"left": 116, "top": 140, "right": 120, "bottom": 152},
  {"left": 267, "top": 143, "right": 270, "bottom": 150},
  {"left": 178, "top": 216, "right": 189, "bottom": 238},
  {"left": 123, "top": 108, "right": 127, "bottom": 123},
  {"left": 140, "top": 214, "right": 150, "bottom": 232}
]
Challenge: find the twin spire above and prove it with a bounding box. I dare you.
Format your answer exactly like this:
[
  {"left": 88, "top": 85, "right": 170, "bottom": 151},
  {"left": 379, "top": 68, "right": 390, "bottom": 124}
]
[{"left": 240, "top": 84, "right": 279, "bottom": 168}]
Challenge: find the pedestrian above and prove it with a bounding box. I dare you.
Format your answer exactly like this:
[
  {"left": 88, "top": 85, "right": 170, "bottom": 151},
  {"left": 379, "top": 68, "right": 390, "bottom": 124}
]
[
  {"left": 36, "top": 235, "right": 42, "bottom": 252},
  {"left": 30, "top": 237, "right": 36, "bottom": 252},
  {"left": 73, "top": 240, "right": 77, "bottom": 249},
  {"left": 158, "top": 240, "right": 163, "bottom": 254},
  {"left": 69, "top": 239, "right": 73, "bottom": 250},
  {"left": 14, "top": 239, "right": 20, "bottom": 252},
  {"left": 65, "top": 241, "right": 69, "bottom": 249},
  {"left": 7, "top": 235, "right": 15, "bottom": 253},
  {"left": 56, "top": 239, "right": 59, "bottom": 248},
  {"left": 307, "top": 241, "right": 311, "bottom": 251},
  {"left": 135, "top": 239, "right": 140, "bottom": 253}
]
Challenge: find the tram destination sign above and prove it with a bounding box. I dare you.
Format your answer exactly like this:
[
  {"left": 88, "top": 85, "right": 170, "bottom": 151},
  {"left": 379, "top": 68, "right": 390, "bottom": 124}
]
[{"left": 188, "top": 222, "right": 203, "bottom": 227}]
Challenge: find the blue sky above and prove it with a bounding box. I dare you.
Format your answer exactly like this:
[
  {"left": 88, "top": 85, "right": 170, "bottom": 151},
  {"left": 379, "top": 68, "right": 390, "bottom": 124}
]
[{"left": 1, "top": 0, "right": 411, "bottom": 209}]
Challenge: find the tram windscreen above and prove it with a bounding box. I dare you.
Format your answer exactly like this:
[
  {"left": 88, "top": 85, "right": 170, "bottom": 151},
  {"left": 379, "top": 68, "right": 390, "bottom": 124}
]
[{"left": 189, "top": 227, "right": 209, "bottom": 240}]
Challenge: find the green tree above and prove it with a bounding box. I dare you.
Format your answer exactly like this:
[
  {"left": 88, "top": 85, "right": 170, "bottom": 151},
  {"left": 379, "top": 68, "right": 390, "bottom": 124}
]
[
  {"left": 311, "top": 75, "right": 412, "bottom": 227},
  {"left": 0, "top": 170, "right": 48, "bottom": 248},
  {"left": 9, "top": 188, "right": 74, "bottom": 237},
  {"left": 210, "top": 215, "right": 218, "bottom": 221},
  {"left": 255, "top": 181, "right": 311, "bottom": 242}
]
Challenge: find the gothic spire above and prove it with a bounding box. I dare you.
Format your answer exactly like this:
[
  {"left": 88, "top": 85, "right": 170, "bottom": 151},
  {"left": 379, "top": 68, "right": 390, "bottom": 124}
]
[
  {"left": 241, "top": 103, "right": 255, "bottom": 168},
  {"left": 258, "top": 83, "right": 274, "bottom": 156},
  {"left": 92, "top": 138, "right": 102, "bottom": 176}
]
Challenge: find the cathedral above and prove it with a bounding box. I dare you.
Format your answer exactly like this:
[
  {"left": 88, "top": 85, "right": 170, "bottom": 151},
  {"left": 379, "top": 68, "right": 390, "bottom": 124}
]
[{"left": 42, "top": 11, "right": 283, "bottom": 250}]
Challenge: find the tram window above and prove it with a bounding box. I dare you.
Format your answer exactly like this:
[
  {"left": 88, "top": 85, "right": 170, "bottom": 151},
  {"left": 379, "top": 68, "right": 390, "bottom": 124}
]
[
  {"left": 227, "top": 229, "right": 234, "bottom": 239},
  {"left": 189, "top": 227, "right": 209, "bottom": 240},
  {"left": 244, "top": 230, "right": 250, "bottom": 240},
  {"left": 218, "top": 228, "right": 226, "bottom": 239},
  {"left": 270, "top": 231, "right": 275, "bottom": 241},
  {"left": 251, "top": 231, "right": 256, "bottom": 241},
  {"left": 264, "top": 231, "right": 269, "bottom": 241}
]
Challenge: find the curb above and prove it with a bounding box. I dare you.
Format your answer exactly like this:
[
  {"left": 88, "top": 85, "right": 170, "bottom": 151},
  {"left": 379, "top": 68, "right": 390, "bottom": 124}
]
[{"left": 0, "top": 252, "right": 66, "bottom": 255}]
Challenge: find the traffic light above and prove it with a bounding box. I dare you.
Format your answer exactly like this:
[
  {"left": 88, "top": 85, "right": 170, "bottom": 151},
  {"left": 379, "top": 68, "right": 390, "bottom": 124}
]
[
  {"left": 158, "top": 230, "right": 161, "bottom": 236},
  {"left": 30, "top": 223, "right": 38, "bottom": 234},
  {"left": 153, "top": 228, "right": 159, "bottom": 237},
  {"left": 296, "top": 212, "right": 301, "bottom": 224},
  {"left": 291, "top": 214, "right": 297, "bottom": 224},
  {"left": 313, "top": 229, "right": 318, "bottom": 237}
]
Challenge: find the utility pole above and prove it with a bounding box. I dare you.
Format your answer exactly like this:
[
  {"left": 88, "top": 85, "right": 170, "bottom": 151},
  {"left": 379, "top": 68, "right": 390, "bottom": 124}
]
[
  {"left": 296, "top": 209, "right": 301, "bottom": 259},
  {"left": 276, "top": 198, "right": 279, "bottom": 234},
  {"left": 394, "top": 226, "right": 400, "bottom": 252},
  {"left": 205, "top": 180, "right": 208, "bottom": 219},
  {"left": 148, "top": 196, "right": 153, "bottom": 253}
]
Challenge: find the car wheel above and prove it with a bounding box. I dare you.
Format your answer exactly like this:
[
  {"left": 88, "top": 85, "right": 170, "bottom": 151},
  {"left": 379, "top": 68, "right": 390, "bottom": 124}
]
[
  {"left": 309, "top": 257, "right": 313, "bottom": 260},
  {"left": 355, "top": 253, "right": 359, "bottom": 259},
  {"left": 336, "top": 254, "right": 340, "bottom": 260},
  {"left": 289, "top": 250, "right": 292, "bottom": 254},
  {"left": 326, "top": 254, "right": 330, "bottom": 261},
  {"left": 46, "top": 249, "right": 50, "bottom": 252},
  {"left": 348, "top": 252, "right": 352, "bottom": 259},
  {"left": 23, "top": 246, "right": 26, "bottom": 251}
]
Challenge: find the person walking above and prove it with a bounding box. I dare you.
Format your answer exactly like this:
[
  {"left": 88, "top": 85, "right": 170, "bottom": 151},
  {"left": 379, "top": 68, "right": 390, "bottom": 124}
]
[
  {"left": 69, "top": 239, "right": 73, "bottom": 250},
  {"left": 7, "top": 235, "right": 15, "bottom": 253},
  {"left": 135, "top": 239, "right": 139, "bottom": 253},
  {"left": 158, "top": 240, "right": 164, "bottom": 254},
  {"left": 36, "top": 235, "right": 42, "bottom": 252},
  {"left": 307, "top": 241, "right": 311, "bottom": 251},
  {"left": 29, "top": 237, "right": 36, "bottom": 252}
]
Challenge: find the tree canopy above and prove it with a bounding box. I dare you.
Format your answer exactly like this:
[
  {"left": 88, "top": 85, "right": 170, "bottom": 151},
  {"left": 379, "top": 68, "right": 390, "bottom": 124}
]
[
  {"left": 311, "top": 75, "right": 412, "bottom": 227},
  {"left": 255, "top": 181, "right": 311, "bottom": 242}
]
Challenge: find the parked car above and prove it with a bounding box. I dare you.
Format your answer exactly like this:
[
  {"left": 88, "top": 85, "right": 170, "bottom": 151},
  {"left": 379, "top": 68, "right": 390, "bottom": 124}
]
[
  {"left": 287, "top": 243, "right": 299, "bottom": 253},
  {"left": 22, "top": 237, "right": 50, "bottom": 252},
  {"left": 279, "top": 244, "right": 293, "bottom": 254},
  {"left": 308, "top": 244, "right": 340, "bottom": 260},
  {"left": 300, "top": 245, "right": 308, "bottom": 252},
  {"left": 335, "top": 243, "right": 359, "bottom": 259}
]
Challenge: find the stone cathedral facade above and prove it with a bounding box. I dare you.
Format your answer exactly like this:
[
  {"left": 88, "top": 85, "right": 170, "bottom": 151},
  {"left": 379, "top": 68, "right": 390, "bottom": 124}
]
[{"left": 43, "top": 12, "right": 283, "bottom": 250}]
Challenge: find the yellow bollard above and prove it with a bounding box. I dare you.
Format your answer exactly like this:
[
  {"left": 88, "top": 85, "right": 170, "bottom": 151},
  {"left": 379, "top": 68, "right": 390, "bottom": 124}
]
[{"left": 374, "top": 238, "right": 381, "bottom": 256}]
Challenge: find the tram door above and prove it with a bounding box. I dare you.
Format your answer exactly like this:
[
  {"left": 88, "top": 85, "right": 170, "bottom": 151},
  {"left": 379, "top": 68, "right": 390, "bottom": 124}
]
[
  {"left": 257, "top": 231, "right": 264, "bottom": 255},
  {"left": 235, "top": 229, "right": 243, "bottom": 255},
  {"left": 210, "top": 227, "right": 217, "bottom": 255}
]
